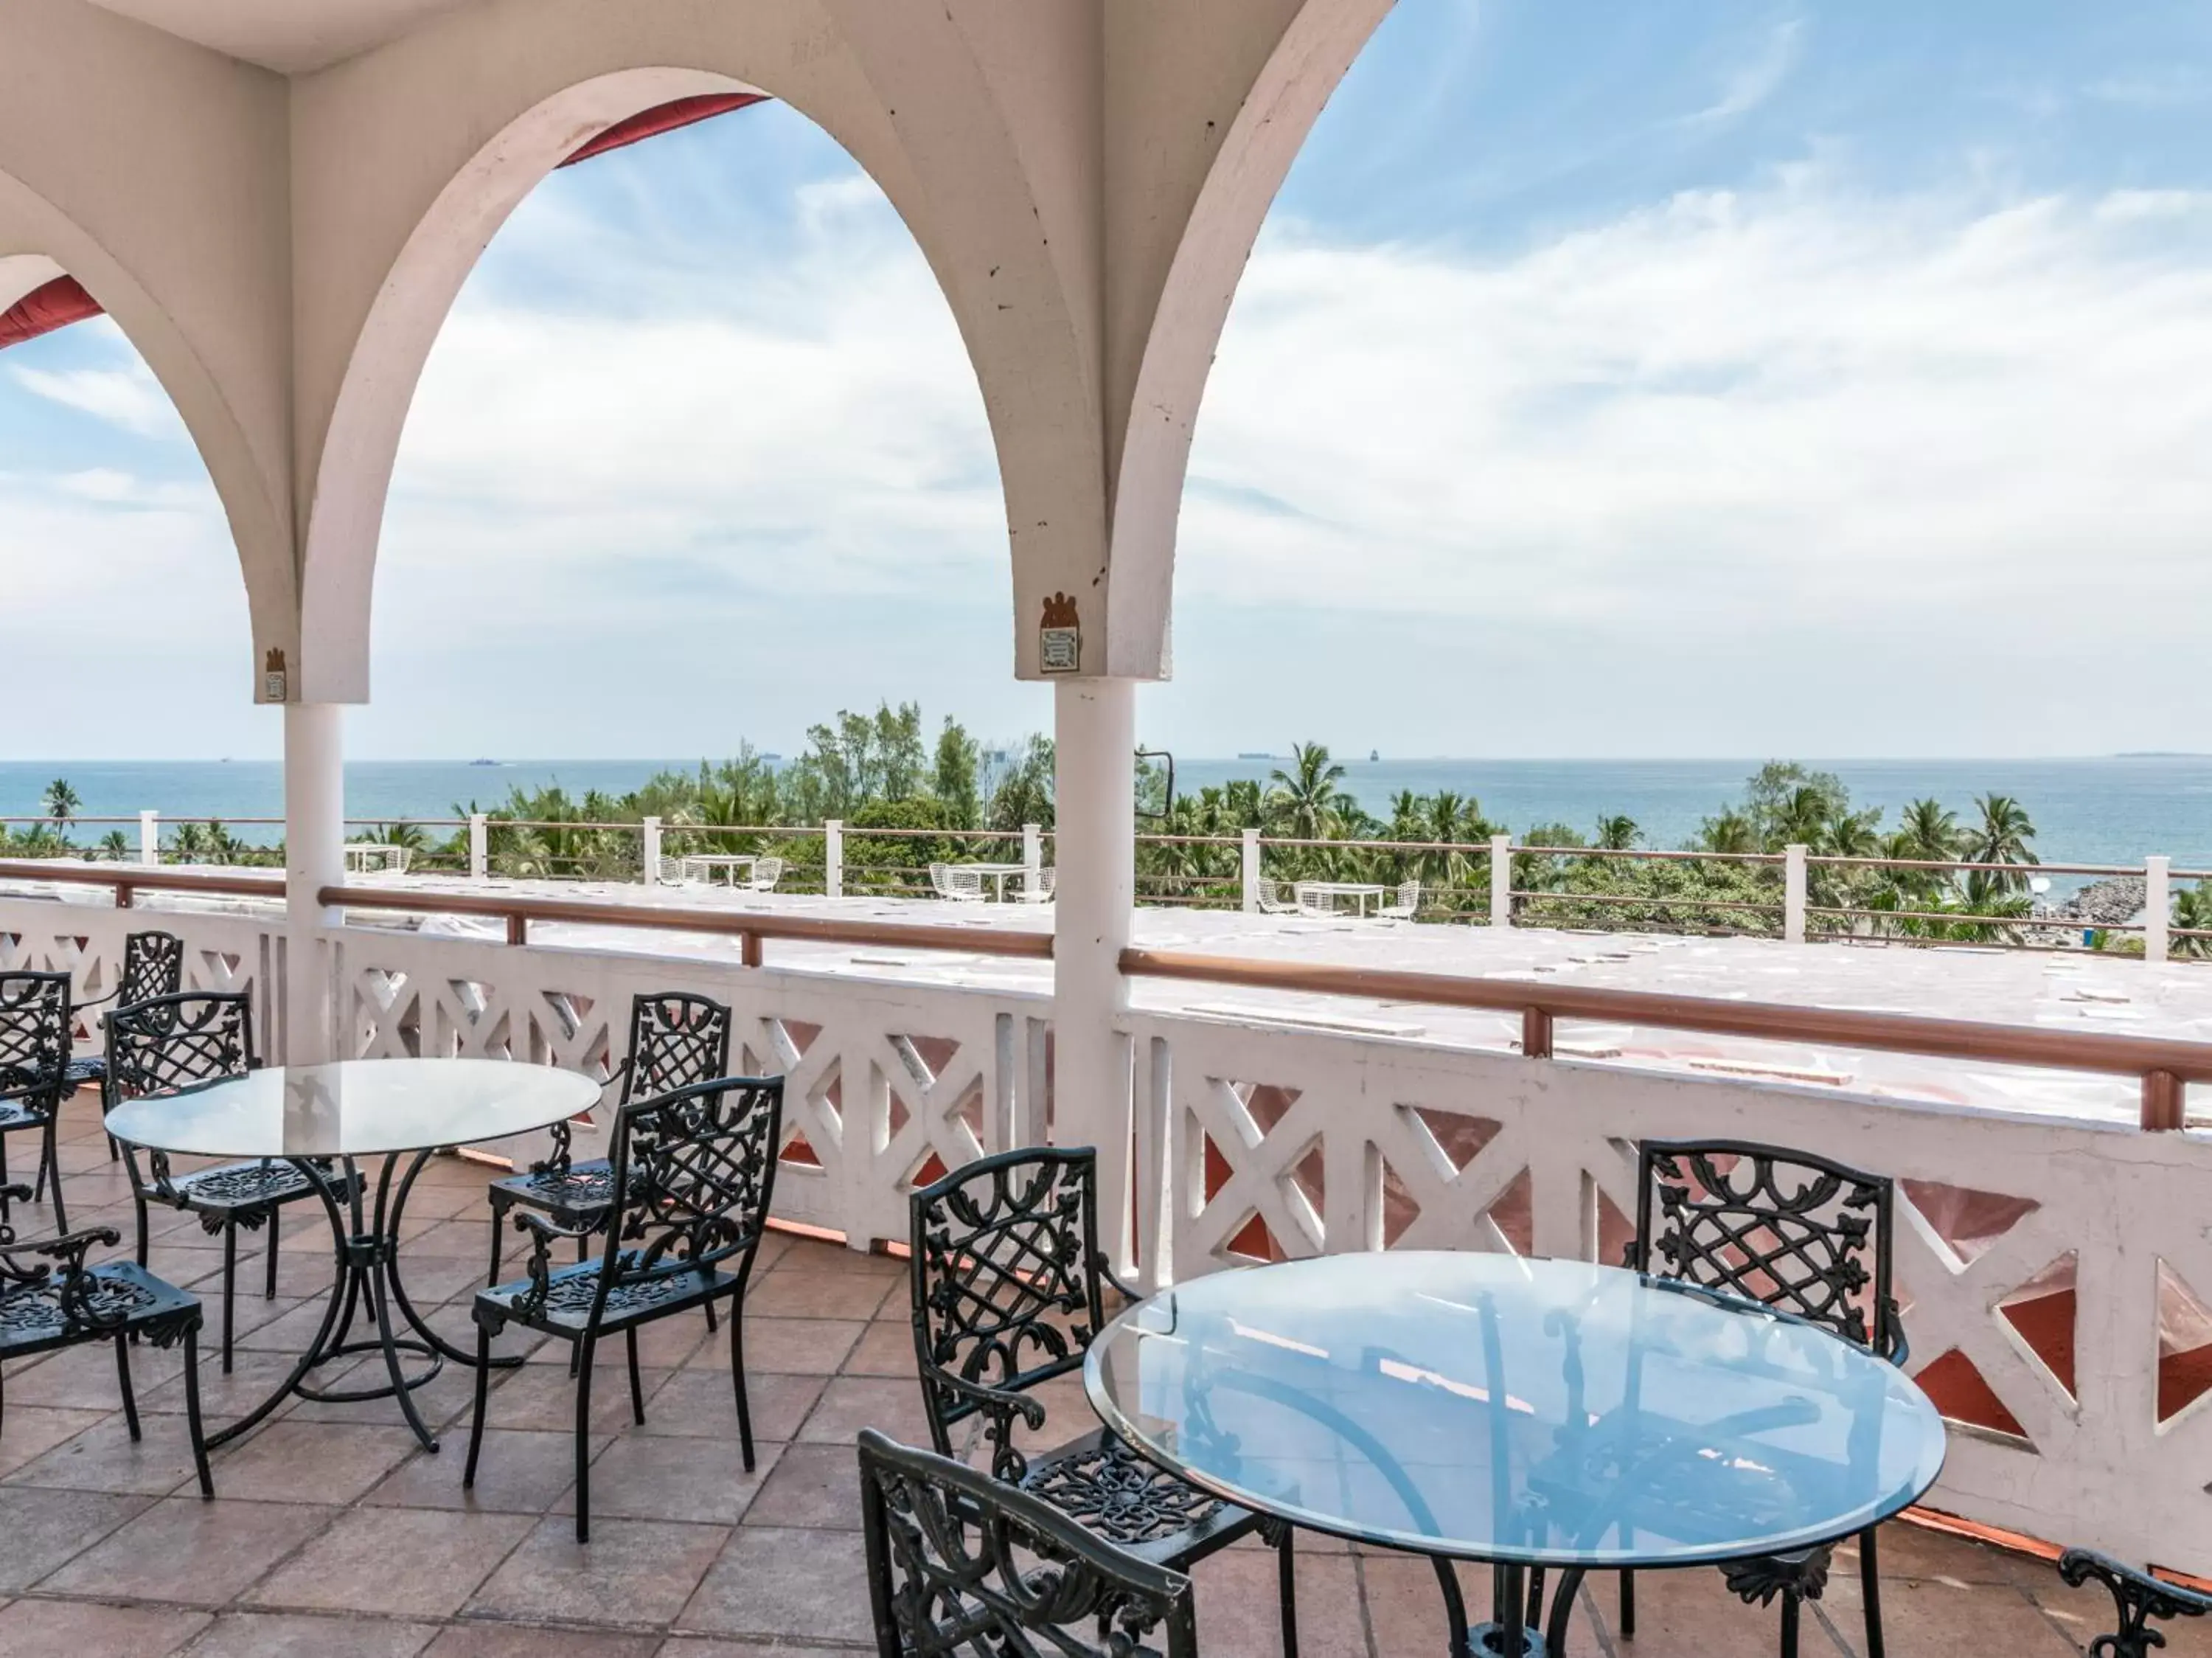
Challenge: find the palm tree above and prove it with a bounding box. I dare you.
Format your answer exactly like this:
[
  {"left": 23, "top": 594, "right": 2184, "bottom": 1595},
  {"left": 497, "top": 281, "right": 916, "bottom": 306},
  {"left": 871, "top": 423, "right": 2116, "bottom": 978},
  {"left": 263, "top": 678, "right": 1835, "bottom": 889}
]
[
  {"left": 2174, "top": 881, "right": 2212, "bottom": 960},
  {"left": 1769, "top": 785, "right": 1831, "bottom": 852},
  {"left": 1896, "top": 798, "right": 1961, "bottom": 864},
  {"left": 43, "top": 777, "right": 80, "bottom": 834},
  {"left": 1965, "top": 794, "right": 2039, "bottom": 891},
  {"left": 1698, "top": 809, "right": 1758, "bottom": 856},
  {"left": 97, "top": 829, "right": 131, "bottom": 861},
  {"left": 1268, "top": 743, "right": 1346, "bottom": 843},
  {"left": 1595, "top": 814, "right": 1640, "bottom": 851}
]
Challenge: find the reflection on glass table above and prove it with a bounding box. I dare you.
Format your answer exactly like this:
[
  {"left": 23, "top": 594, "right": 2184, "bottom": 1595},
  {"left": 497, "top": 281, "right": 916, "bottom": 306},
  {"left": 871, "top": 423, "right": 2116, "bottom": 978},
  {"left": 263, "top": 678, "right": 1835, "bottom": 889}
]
[{"left": 1086, "top": 1252, "right": 1944, "bottom": 1657}]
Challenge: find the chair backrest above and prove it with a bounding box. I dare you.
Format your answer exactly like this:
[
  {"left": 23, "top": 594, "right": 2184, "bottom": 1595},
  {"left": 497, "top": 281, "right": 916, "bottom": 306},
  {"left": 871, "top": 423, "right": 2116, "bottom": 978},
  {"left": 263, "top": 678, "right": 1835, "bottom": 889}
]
[
  {"left": 119, "top": 932, "right": 186, "bottom": 1007},
  {"left": 858, "top": 1428, "right": 1197, "bottom": 1658},
  {"left": 927, "top": 861, "right": 952, "bottom": 896},
  {"left": 1025, "top": 867, "right": 1056, "bottom": 901},
  {"left": 2058, "top": 1549, "right": 2212, "bottom": 1658},
  {"left": 0, "top": 972, "right": 71, "bottom": 1110},
  {"left": 105, "top": 991, "right": 257, "bottom": 1103},
  {"left": 1397, "top": 879, "right": 1419, "bottom": 909},
  {"left": 1254, "top": 878, "right": 1295, "bottom": 915},
  {"left": 655, "top": 856, "right": 685, "bottom": 885},
  {"left": 620, "top": 992, "right": 732, "bottom": 1105},
  {"left": 581, "top": 1075, "right": 783, "bottom": 1323},
  {"left": 748, "top": 856, "right": 784, "bottom": 889},
  {"left": 908, "top": 1147, "right": 1110, "bottom": 1457},
  {"left": 1628, "top": 1137, "right": 1902, "bottom": 1360}
]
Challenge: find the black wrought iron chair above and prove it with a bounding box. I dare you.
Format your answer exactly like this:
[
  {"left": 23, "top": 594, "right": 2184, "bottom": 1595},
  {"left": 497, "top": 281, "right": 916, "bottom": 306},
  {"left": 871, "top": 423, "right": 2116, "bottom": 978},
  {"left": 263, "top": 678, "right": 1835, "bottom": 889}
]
[
  {"left": 0, "top": 972, "right": 73, "bottom": 1230},
  {"left": 467, "top": 1071, "right": 784, "bottom": 1541},
  {"left": 0, "top": 1179, "right": 212, "bottom": 1497},
  {"left": 2057, "top": 1549, "right": 2212, "bottom": 1658},
  {"left": 484, "top": 991, "right": 733, "bottom": 1285},
  {"left": 858, "top": 1427, "right": 1200, "bottom": 1658},
  {"left": 60, "top": 930, "right": 184, "bottom": 1168},
  {"left": 908, "top": 1147, "right": 1298, "bottom": 1657},
  {"left": 106, "top": 990, "right": 342, "bottom": 1371},
  {"left": 1621, "top": 1139, "right": 1907, "bottom": 1658}
]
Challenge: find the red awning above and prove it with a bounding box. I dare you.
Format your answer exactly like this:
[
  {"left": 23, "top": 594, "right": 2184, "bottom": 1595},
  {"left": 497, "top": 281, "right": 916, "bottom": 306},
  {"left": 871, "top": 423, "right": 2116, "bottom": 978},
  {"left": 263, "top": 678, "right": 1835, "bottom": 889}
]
[
  {"left": 0, "top": 94, "right": 766, "bottom": 353},
  {"left": 0, "top": 274, "right": 102, "bottom": 352},
  {"left": 557, "top": 91, "right": 767, "bottom": 168}
]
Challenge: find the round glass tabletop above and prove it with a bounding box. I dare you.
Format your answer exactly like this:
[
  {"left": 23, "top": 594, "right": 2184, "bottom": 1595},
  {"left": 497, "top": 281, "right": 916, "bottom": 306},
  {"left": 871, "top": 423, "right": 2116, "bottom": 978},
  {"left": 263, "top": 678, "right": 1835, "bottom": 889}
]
[
  {"left": 1085, "top": 1252, "right": 1945, "bottom": 1568},
  {"left": 105, "top": 1058, "right": 601, "bottom": 1159}
]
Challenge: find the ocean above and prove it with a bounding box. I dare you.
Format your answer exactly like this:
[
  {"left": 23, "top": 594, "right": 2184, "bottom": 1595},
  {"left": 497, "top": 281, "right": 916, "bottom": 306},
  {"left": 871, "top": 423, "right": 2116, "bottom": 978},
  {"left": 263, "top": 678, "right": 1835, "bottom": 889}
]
[{"left": 4, "top": 756, "right": 2210, "bottom": 871}]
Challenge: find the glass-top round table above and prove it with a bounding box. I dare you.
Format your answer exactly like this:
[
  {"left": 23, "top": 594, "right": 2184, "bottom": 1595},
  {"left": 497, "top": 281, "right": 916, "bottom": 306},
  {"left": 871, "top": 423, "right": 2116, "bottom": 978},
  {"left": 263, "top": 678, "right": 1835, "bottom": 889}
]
[
  {"left": 1086, "top": 1252, "right": 1944, "bottom": 1657},
  {"left": 108, "top": 1058, "right": 598, "bottom": 1451}
]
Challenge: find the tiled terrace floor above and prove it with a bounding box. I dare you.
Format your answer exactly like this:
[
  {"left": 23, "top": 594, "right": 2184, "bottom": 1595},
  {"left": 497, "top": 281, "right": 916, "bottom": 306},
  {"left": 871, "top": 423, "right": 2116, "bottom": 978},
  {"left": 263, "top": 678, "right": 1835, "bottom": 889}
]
[{"left": 0, "top": 1091, "right": 2191, "bottom": 1658}]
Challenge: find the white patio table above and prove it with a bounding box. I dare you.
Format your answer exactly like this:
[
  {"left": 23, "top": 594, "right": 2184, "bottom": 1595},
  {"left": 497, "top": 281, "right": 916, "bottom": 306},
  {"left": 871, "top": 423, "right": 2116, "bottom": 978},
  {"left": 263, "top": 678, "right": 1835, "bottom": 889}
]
[
  {"left": 1294, "top": 880, "right": 1388, "bottom": 917},
  {"left": 954, "top": 861, "right": 1032, "bottom": 901},
  {"left": 677, "top": 854, "right": 758, "bottom": 887}
]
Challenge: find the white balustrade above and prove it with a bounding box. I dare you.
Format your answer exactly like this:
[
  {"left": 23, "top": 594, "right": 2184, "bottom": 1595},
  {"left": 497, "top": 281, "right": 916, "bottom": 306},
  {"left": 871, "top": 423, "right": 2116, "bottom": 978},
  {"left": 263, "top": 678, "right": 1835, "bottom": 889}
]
[{"left": 7, "top": 878, "right": 2212, "bottom": 1571}]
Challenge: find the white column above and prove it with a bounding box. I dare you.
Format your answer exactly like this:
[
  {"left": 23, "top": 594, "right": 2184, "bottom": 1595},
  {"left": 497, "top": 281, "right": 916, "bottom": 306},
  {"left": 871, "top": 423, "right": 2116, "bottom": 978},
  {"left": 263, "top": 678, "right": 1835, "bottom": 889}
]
[
  {"left": 1490, "top": 833, "right": 1513, "bottom": 927},
  {"left": 1023, "top": 821, "right": 1043, "bottom": 892},
  {"left": 824, "top": 819, "right": 844, "bottom": 898},
  {"left": 1054, "top": 679, "right": 1137, "bottom": 1265},
  {"left": 2146, "top": 856, "right": 2171, "bottom": 965},
  {"left": 139, "top": 809, "right": 159, "bottom": 867},
  {"left": 1241, "top": 825, "right": 1262, "bottom": 912},
  {"left": 468, "top": 813, "right": 488, "bottom": 879},
  {"left": 641, "top": 816, "right": 662, "bottom": 886},
  {"left": 283, "top": 702, "right": 345, "bottom": 1065},
  {"left": 1784, "top": 843, "right": 1809, "bottom": 945}
]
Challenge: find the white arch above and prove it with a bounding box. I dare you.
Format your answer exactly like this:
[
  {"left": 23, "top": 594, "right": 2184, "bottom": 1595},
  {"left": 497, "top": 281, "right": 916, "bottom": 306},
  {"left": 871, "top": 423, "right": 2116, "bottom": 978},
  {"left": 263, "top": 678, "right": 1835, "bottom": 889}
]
[
  {"left": 0, "top": 168, "right": 297, "bottom": 681},
  {"left": 290, "top": 0, "right": 1121, "bottom": 700}
]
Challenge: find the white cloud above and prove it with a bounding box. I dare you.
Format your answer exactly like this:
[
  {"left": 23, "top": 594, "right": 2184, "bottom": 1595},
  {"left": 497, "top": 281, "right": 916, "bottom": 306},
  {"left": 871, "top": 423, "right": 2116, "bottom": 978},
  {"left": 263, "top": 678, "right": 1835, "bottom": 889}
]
[
  {"left": 9, "top": 359, "right": 184, "bottom": 437},
  {"left": 1183, "top": 176, "right": 2212, "bottom": 668},
  {"left": 1680, "top": 17, "right": 1804, "bottom": 128}
]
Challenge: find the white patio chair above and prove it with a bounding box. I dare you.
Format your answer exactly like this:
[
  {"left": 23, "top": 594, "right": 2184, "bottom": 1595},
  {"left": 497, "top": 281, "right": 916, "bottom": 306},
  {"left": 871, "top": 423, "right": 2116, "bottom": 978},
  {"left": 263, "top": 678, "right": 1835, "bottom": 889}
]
[
  {"left": 1380, "top": 880, "right": 1419, "bottom": 920},
  {"left": 655, "top": 856, "right": 686, "bottom": 886},
  {"left": 746, "top": 856, "right": 785, "bottom": 892},
  {"left": 1020, "top": 867, "right": 1056, "bottom": 903},
  {"left": 1254, "top": 878, "right": 1300, "bottom": 916},
  {"left": 1293, "top": 883, "right": 1334, "bottom": 917},
  {"left": 928, "top": 862, "right": 987, "bottom": 903}
]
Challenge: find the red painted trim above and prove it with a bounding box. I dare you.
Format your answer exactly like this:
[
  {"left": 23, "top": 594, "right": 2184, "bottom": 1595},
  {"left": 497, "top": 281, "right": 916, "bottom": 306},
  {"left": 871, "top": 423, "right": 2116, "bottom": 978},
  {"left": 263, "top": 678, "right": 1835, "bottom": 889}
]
[
  {"left": 558, "top": 91, "right": 768, "bottom": 168},
  {"left": 0, "top": 274, "right": 102, "bottom": 352}
]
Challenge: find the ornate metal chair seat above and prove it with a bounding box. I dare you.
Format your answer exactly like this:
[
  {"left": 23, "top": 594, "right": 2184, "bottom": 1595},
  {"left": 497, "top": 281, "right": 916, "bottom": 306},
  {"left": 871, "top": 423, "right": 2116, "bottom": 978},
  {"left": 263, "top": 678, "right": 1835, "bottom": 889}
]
[
  {"left": 60, "top": 1055, "right": 106, "bottom": 1089},
  {"left": 0, "top": 1187, "right": 213, "bottom": 1498},
  {"left": 0, "top": 1095, "right": 47, "bottom": 1132},
  {"left": 163, "top": 1157, "right": 325, "bottom": 1220},
  {"left": 1013, "top": 1423, "right": 1248, "bottom": 1559},
  {"left": 486, "top": 1156, "right": 617, "bottom": 1225},
  {"left": 0, "top": 1257, "right": 201, "bottom": 1355},
  {"left": 476, "top": 1250, "right": 734, "bottom": 1336}
]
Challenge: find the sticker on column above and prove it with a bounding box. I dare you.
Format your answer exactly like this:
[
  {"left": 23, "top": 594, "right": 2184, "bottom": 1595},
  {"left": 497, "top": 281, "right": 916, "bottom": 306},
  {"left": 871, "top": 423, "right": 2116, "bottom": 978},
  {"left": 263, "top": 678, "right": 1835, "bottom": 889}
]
[
  {"left": 262, "top": 647, "right": 288, "bottom": 703},
  {"left": 1040, "top": 593, "right": 1080, "bottom": 674}
]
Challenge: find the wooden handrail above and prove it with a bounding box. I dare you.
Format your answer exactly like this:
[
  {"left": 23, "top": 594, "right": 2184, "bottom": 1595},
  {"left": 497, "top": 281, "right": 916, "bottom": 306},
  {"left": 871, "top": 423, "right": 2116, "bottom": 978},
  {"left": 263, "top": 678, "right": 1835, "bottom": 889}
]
[
  {"left": 317, "top": 884, "right": 1053, "bottom": 960},
  {"left": 0, "top": 859, "right": 284, "bottom": 904},
  {"left": 1119, "top": 946, "right": 2211, "bottom": 1129}
]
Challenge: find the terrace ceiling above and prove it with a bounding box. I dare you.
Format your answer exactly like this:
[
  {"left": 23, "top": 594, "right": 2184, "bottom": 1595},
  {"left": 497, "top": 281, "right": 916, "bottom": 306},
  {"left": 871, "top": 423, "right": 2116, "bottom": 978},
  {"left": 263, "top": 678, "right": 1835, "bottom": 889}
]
[{"left": 83, "top": 0, "right": 474, "bottom": 73}]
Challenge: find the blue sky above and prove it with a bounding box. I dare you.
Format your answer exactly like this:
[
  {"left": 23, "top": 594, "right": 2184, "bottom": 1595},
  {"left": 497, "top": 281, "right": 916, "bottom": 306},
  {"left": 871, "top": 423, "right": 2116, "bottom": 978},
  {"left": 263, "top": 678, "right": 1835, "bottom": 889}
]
[{"left": 13, "top": 1, "right": 2212, "bottom": 760}]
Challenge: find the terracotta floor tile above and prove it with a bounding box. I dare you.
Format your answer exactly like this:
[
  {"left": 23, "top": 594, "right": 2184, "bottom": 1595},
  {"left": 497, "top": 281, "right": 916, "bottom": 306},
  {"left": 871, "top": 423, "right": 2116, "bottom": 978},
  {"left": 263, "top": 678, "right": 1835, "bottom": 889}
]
[
  {"left": 1, "top": 1412, "right": 209, "bottom": 1496},
  {"left": 483, "top": 1363, "right": 673, "bottom": 1433},
  {"left": 742, "top": 1272, "right": 897, "bottom": 1322},
  {"left": 248, "top": 1505, "right": 536, "bottom": 1617},
  {"left": 209, "top": 1421, "right": 423, "bottom": 1503},
  {"left": 181, "top": 1610, "right": 439, "bottom": 1657},
  {"left": 632, "top": 1369, "right": 822, "bottom": 1444},
  {"left": 424, "top": 1626, "right": 659, "bottom": 1658},
  {"left": 1189, "top": 1544, "right": 1364, "bottom": 1658},
  {"left": 3, "top": 1335, "right": 187, "bottom": 1406},
  {"left": 762, "top": 1238, "right": 901, "bottom": 1280},
  {"left": 793, "top": 1375, "right": 932, "bottom": 1445},
  {"left": 367, "top": 1427, "right": 593, "bottom": 1514},
  {"left": 0, "top": 1405, "right": 110, "bottom": 1475},
  {"left": 552, "top": 1436, "right": 782, "bottom": 1525},
  {"left": 39, "top": 1494, "right": 336, "bottom": 1606},
  {"left": 466, "top": 1516, "right": 731, "bottom": 1627},
  {"left": 841, "top": 1319, "right": 918, "bottom": 1378},
  {"left": 0, "top": 1598, "right": 209, "bottom": 1657},
  {"left": 675, "top": 1525, "right": 875, "bottom": 1643},
  {"left": 741, "top": 1441, "right": 863, "bottom": 1530},
  {"left": 695, "top": 1317, "right": 860, "bottom": 1375},
  {"left": 0, "top": 1485, "right": 153, "bottom": 1591}
]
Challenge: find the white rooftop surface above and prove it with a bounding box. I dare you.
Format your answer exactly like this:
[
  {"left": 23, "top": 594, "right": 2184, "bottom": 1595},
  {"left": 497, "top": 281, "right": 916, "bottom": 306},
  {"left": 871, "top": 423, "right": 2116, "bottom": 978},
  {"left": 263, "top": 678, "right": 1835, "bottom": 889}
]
[{"left": 15, "top": 866, "right": 2210, "bottom": 1128}]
